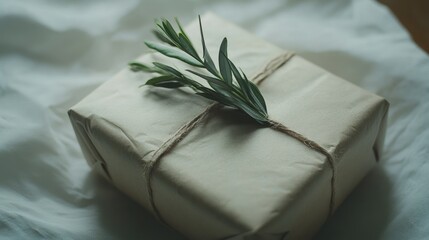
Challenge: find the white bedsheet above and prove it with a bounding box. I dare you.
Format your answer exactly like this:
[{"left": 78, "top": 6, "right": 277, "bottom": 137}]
[{"left": 1, "top": 0, "right": 428, "bottom": 239}]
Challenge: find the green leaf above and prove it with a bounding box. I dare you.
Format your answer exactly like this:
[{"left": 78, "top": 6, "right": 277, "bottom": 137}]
[
  {"left": 187, "top": 69, "right": 232, "bottom": 95},
  {"left": 129, "top": 62, "right": 150, "bottom": 72},
  {"left": 227, "top": 58, "right": 252, "bottom": 100},
  {"left": 145, "top": 41, "right": 203, "bottom": 67},
  {"left": 175, "top": 17, "right": 192, "bottom": 44},
  {"left": 180, "top": 76, "right": 205, "bottom": 89},
  {"left": 153, "top": 81, "right": 185, "bottom": 88},
  {"left": 177, "top": 33, "right": 201, "bottom": 61},
  {"left": 146, "top": 75, "right": 174, "bottom": 85},
  {"left": 187, "top": 70, "right": 224, "bottom": 85},
  {"left": 162, "top": 18, "right": 180, "bottom": 44},
  {"left": 240, "top": 69, "right": 267, "bottom": 114},
  {"left": 152, "top": 62, "right": 183, "bottom": 77},
  {"left": 154, "top": 19, "right": 178, "bottom": 46},
  {"left": 195, "top": 88, "right": 233, "bottom": 107},
  {"left": 231, "top": 97, "right": 269, "bottom": 124},
  {"left": 129, "top": 62, "right": 164, "bottom": 74},
  {"left": 152, "top": 29, "right": 176, "bottom": 46},
  {"left": 219, "top": 38, "right": 232, "bottom": 85},
  {"left": 247, "top": 80, "right": 267, "bottom": 114},
  {"left": 145, "top": 75, "right": 185, "bottom": 88},
  {"left": 198, "top": 15, "right": 219, "bottom": 78}
]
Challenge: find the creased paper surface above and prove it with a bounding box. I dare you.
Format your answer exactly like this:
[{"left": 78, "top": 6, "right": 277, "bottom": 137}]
[{"left": 69, "top": 13, "right": 388, "bottom": 240}]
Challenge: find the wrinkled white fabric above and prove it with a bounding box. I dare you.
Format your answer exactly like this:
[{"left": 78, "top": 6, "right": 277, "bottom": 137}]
[{"left": 0, "top": 0, "right": 428, "bottom": 239}]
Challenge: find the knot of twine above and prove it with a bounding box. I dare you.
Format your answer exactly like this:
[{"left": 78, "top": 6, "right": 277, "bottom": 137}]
[{"left": 142, "top": 52, "right": 336, "bottom": 224}]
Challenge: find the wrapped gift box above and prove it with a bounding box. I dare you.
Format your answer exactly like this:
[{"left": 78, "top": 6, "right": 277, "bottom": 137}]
[{"left": 68, "top": 13, "right": 389, "bottom": 240}]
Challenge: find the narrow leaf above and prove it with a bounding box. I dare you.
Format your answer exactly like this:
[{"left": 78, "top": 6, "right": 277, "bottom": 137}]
[
  {"left": 178, "top": 33, "right": 201, "bottom": 61},
  {"left": 227, "top": 58, "right": 251, "bottom": 100},
  {"left": 180, "top": 76, "right": 205, "bottom": 89},
  {"left": 145, "top": 41, "right": 203, "bottom": 67},
  {"left": 162, "top": 19, "right": 180, "bottom": 43},
  {"left": 152, "top": 81, "right": 185, "bottom": 88},
  {"left": 187, "top": 70, "right": 224, "bottom": 85},
  {"left": 145, "top": 75, "right": 186, "bottom": 88},
  {"left": 146, "top": 75, "right": 177, "bottom": 85},
  {"left": 129, "top": 62, "right": 164, "bottom": 74},
  {"left": 152, "top": 62, "right": 183, "bottom": 77},
  {"left": 240, "top": 70, "right": 267, "bottom": 114},
  {"left": 196, "top": 89, "right": 233, "bottom": 107},
  {"left": 231, "top": 98, "right": 268, "bottom": 124},
  {"left": 247, "top": 80, "right": 267, "bottom": 113},
  {"left": 219, "top": 38, "right": 232, "bottom": 85},
  {"left": 152, "top": 29, "right": 175, "bottom": 46},
  {"left": 198, "top": 15, "right": 219, "bottom": 77},
  {"left": 187, "top": 69, "right": 232, "bottom": 95},
  {"left": 175, "top": 17, "right": 192, "bottom": 44}
]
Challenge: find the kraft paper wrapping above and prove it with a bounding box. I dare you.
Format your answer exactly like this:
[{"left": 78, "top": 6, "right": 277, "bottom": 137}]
[{"left": 68, "top": 13, "right": 389, "bottom": 240}]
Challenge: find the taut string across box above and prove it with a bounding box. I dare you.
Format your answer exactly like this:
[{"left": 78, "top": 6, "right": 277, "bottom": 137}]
[{"left": 141, "top": 51, "right": 338, "bottom": 226}]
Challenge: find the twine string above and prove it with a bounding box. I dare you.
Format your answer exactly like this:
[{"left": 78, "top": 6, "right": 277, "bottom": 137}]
[{"left": 143, "top": 52, "right": 336, "bottom": 223}]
